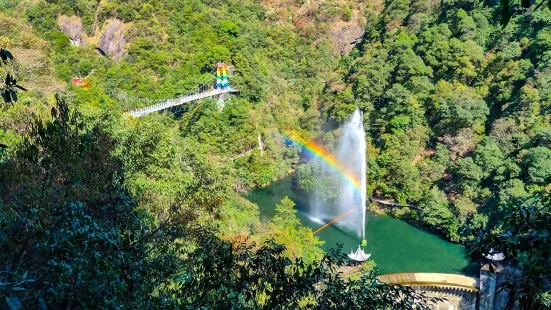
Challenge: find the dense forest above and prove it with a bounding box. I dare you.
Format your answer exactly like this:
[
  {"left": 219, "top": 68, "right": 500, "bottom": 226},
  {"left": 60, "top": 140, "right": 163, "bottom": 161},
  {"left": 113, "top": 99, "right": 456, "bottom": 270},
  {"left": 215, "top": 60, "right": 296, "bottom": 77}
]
[
  {"left": 296, "top": 0, "right": 551, "bottom": 245},
  {"left": 0, "top": 0, "right": 550, "bottom": 308}
]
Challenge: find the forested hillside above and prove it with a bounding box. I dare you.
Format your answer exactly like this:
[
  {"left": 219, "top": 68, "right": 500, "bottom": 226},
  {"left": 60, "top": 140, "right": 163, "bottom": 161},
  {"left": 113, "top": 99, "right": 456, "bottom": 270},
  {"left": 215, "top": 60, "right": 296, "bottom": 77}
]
[
  {"left": 0, "top": 0, "right": 550, "bottom": 308},
  {"left": 297, "top": 0, "right": 551, "bottom": 244},
  {"left": 2, "top": 0, "right": 349, "bottom": 188}
]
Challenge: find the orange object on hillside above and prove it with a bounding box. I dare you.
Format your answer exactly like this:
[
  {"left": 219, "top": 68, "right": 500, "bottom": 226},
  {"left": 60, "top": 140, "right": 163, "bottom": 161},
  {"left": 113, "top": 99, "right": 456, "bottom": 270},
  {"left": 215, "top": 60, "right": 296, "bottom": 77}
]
[{"left": 71, "top": 78, "right": 91, "bottom": 89}]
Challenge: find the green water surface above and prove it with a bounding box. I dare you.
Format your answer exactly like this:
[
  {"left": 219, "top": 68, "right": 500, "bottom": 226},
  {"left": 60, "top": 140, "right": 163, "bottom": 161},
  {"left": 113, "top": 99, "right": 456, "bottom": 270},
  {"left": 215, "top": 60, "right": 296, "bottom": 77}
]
[{"left": 247, "top": 176, "right": 479, "bottom": 276}]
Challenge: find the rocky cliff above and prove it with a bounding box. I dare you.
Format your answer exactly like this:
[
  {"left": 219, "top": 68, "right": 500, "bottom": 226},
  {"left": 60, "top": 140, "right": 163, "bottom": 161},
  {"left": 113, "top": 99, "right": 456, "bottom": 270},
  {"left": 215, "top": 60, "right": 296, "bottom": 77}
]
[
  {"left": 97, "top": 19, "right": 128, "bottom": 60},
  {"left": 58, "top": 15, "right": 87, "bottom": 47},
  {"left": 263, "top": 0, "right": 381, "bottom": 55},
  {"left": 57, "top": 14, "right": 128, "bottom": 60}
]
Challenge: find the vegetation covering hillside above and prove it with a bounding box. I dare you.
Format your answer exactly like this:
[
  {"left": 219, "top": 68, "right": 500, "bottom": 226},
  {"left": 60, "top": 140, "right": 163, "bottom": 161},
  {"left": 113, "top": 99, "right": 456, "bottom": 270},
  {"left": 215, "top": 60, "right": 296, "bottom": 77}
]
[
  {"left": 299, "top": 0, "right": 551, "bottom": 243},
  {"left": 0, "top": 0, "right": 550, "bottom": 308},
  {"left": 0, "top": 12, "right": 64, "bottom": 153},
  {"left": 298, "top": 0, "right": 551, "bottom": 305},
  {"left": 0, "top": 0, "right": 431, "bottom": 308},
  {"left": 0, "top": 0, "right": 345, "bottom": 262}
]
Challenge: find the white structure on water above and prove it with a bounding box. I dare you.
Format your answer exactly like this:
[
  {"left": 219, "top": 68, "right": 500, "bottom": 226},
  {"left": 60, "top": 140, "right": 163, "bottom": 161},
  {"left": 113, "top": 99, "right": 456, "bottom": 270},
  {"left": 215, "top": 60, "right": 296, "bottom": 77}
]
[{"left": 347, "top": 245, "right": 371, "bottom": 262}]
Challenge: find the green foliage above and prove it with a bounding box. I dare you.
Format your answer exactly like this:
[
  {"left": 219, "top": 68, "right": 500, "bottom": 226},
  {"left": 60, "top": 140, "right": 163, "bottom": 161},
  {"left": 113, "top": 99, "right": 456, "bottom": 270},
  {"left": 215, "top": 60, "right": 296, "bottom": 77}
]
[
  {"left": 0, "top": 98, "right": 187, "bottom": 308},
  {"left": 1, "top": 0, "right": 550, "bottom": 307},
  {"left": 268, "top": 197, "right": 324, "bottom": 263},
  {"left": 522, "top": 147, "right": 551, "bottom": 184},
  {"left": 315, "top": 0, "right": 551, "bottom": 246},
  {"left": 419, "top": 187, "right": 455, "bottom": 235},
  {"left": 172, "top": 232, "right": 441, "bottom": 309},
  {"left": 0, "top": 101, "right": 437, "bottom": 308},
  {"left": 432, "top": 81, "right": 488, "bottom": 135},
  {"left": 216, "top": 195, "right": 261, "bottom": 237},
  {"left": 0, "top": 49, "right": 26, "bottom": 104},
  {"left": 217, "top": 20, "right": 240, "bottom": 37},
  {"left": 498, "top": 0, "right": 551, "bottom": 27},
  {"left": 6, "top": 0, "right": 337, "bottom": 188}
]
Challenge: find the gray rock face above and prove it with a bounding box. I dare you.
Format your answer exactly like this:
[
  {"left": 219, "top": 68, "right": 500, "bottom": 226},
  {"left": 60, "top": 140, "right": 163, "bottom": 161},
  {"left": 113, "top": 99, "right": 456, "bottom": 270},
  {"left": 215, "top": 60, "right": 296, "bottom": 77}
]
[
  {"left": 58, "top": 15, "right": 86, "bottom": 46},
  {"left": 98, "top": 19, "right": 127, "bottom": 60},
  {"left": 330, "top": 23, "right": 364, "bottom": 56}
]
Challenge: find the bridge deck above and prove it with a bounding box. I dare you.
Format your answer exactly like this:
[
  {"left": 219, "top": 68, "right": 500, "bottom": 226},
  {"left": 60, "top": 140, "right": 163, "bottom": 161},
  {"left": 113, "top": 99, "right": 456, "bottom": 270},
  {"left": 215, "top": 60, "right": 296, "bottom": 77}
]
[{"left": 127, "top": 88, "right": 238, "bottom": 117}]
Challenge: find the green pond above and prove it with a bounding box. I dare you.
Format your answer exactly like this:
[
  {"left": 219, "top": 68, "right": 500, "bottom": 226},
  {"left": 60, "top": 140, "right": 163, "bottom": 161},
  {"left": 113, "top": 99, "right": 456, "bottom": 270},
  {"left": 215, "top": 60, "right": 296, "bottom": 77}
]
[{"left": 247, "top": 176, "right": 479, "bottom": 277}]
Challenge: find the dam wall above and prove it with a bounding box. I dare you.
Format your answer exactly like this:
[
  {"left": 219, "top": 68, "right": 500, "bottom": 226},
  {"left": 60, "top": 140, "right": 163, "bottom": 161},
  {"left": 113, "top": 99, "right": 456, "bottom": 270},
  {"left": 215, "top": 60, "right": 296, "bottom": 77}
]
[
  {"left": 378, "top": 273, "right": 479, "bottom": 309},
  {"left": 379, "top": 265, "right": 519, "bottom": 310}
]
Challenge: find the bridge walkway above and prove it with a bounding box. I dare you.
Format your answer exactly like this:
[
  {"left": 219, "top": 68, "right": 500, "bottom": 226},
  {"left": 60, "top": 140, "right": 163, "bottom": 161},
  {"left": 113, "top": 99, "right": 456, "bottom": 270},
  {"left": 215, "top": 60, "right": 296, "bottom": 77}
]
[{"left": 127, "top": 87, "right": 238, "bottom": 117}]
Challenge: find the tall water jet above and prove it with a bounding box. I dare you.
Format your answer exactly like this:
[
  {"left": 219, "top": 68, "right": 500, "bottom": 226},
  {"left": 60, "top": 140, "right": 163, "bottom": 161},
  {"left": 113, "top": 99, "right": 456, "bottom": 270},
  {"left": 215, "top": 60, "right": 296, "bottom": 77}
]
[
  {"left": 300, "top": 108, "right": 367, "bottom": 239},
  {"left": 335, "top": 108, "right": 367, "bottom": 239}
]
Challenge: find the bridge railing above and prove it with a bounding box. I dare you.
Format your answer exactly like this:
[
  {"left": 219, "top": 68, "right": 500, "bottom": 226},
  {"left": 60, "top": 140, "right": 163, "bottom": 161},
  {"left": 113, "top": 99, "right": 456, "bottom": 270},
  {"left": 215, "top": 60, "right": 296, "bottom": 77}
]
[{"left": 127, "top": 87, "right": 238, "bottom": 117}]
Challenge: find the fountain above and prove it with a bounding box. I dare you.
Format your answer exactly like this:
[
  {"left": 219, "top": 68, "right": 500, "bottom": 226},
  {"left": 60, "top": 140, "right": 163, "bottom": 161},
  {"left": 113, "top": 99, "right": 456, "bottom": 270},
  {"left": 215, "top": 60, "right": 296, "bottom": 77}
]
[
  {"left": 308, "top": 108, "right": 367, "bottom": 241},
  {"left": 336, "top": 108, "right": 367, "bottom": 240}
]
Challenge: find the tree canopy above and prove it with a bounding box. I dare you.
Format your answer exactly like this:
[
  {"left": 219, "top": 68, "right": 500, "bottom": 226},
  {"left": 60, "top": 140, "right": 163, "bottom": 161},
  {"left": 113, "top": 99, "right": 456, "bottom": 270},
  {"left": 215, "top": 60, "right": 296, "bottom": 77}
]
[{"left": 0, "top": 0, "right": 550, "bottom": 308}]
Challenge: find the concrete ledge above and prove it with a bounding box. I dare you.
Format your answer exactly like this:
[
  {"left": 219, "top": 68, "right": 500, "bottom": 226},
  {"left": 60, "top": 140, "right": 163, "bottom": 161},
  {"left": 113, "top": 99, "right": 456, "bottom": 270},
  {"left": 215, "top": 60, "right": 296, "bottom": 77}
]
[{"left": 378, "top": 273, "right": 480, "bottom": 291}]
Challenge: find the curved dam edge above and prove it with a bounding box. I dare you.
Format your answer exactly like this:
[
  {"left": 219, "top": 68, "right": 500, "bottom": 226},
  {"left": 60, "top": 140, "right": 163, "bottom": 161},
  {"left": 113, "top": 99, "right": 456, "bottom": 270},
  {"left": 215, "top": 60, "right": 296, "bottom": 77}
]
[{"left": 378, "top": 273, "right": 480, "bottom": 291}]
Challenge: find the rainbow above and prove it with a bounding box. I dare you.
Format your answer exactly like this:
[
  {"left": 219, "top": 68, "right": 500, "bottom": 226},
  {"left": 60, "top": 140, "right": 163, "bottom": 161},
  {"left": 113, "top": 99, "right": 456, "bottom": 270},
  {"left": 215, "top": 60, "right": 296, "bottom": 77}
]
[{"left": 284, "top": 132, "right": 362, "bottom": 193}]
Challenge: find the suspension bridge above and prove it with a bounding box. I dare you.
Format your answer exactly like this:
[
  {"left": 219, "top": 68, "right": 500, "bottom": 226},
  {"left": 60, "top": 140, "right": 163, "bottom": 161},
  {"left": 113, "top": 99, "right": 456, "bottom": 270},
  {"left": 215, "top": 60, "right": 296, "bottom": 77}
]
[{"left": 123, "top": 63, "right": 238, "bottom": 118}]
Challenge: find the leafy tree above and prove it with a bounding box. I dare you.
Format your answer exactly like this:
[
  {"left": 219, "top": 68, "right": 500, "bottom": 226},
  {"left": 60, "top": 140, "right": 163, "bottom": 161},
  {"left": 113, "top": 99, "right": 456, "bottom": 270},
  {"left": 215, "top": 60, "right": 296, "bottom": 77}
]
[
  {"left": 472, "top": 137, "right": 506, "bottom": 180},
  {"left": 0, "top": 98, "right": 187, "bottom": 308},
  {"left": 217, "top": 20, "right": 240, "bottom": 38},
  {"left": 498, "top": 179, "right": 530, "bottom": 207},
  {"left": 532, "top": 127, "right": 551, "bottom": 147},
  {"left": 351, "top": 44, "right": 391, "bottom": 104},
  {"left": 522, "top": 147, "right": 551, "bottom": 184},
  {"left": 0, "top": 48, "right": 26, "bottom": 104},
  {"left": 490, "top": 118, "right": 529, "bottom": 155},
  {"left": 268, "top": 197, "right": 324, "bottom": 263},
  {"left": 382, "top": 0, "right": 412, "bottom": 32},
  {"left": 498, "top": 0, "right": 551, "bottom": 27},
  {"left": 296, "top": 160, "right": 339, "bottom": 202},
  {"left": 380, "top": 84, "right": 418, "bottom": 125},
  {"left": 419, "top": 186, "right": 455, "bottom": 235},
  {"left": 471, "top": 137, "right": 521, "bottom": 184},
  {"left": 416, "top": 24, "right": 454, "bottom": 78},
  {"left": 394, "top": 49, "right": 433, "bottom": 97},
  {"left": 172, "top": 231, "right": 442, "bottom": 309},
  {"left": 431, "top": 81, "right": 488, "bottom": 135},
  {"left": 454, "top": 195, "right": 478, "bottom": 218},
  {"left": 454, "top": 157, "right": 483, "bottom": 187},
  {"left": 455, "top": 9, "right": 477, "bottom": 40}
]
